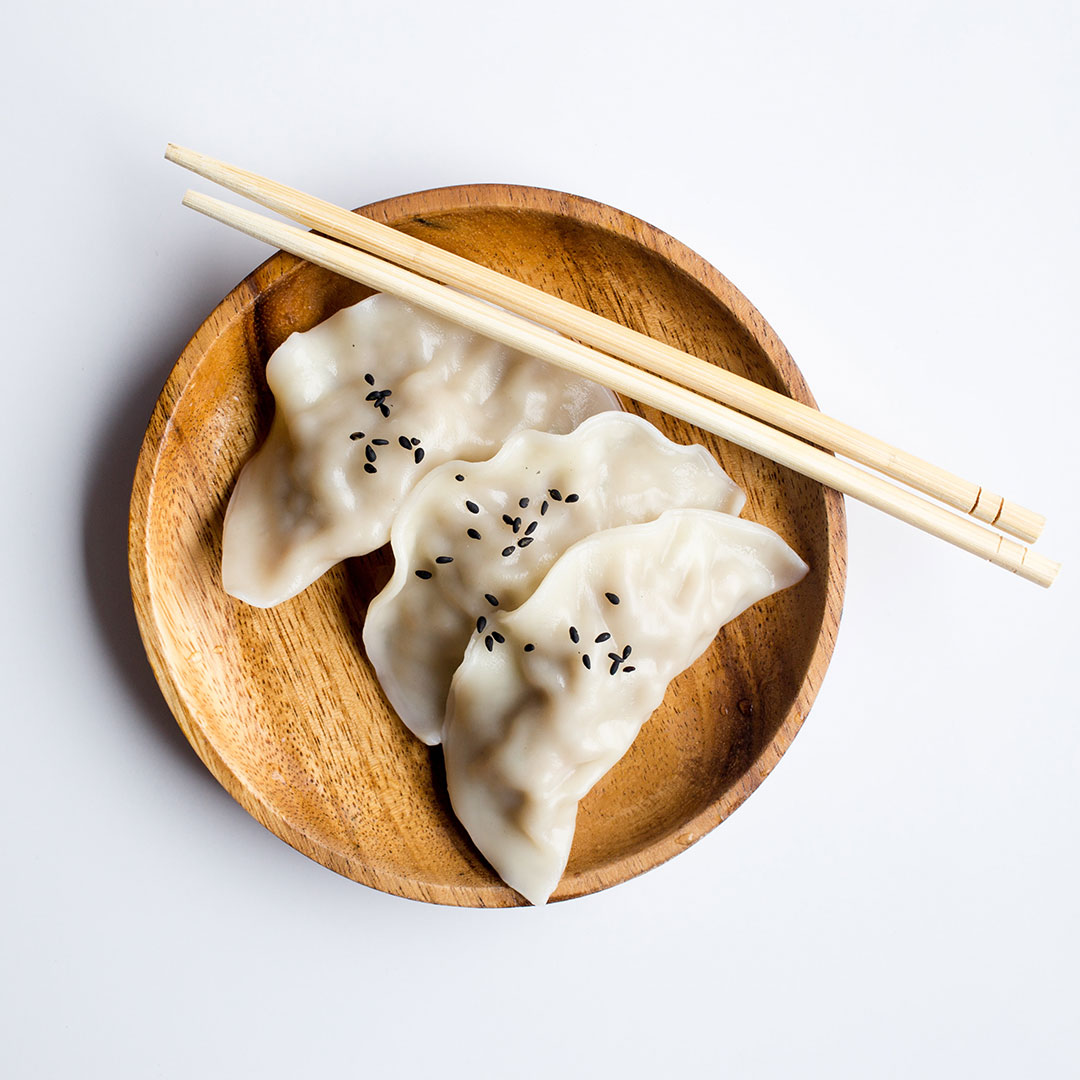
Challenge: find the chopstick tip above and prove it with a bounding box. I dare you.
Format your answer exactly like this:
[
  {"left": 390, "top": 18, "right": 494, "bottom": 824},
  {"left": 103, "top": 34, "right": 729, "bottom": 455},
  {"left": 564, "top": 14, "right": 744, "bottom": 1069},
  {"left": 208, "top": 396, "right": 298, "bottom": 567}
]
[
  {"left": 181, "top": 188, "right": 210, "bottom": 212},
  {"left": 165, "top": 142, "right": 203, "bottom": 169}
]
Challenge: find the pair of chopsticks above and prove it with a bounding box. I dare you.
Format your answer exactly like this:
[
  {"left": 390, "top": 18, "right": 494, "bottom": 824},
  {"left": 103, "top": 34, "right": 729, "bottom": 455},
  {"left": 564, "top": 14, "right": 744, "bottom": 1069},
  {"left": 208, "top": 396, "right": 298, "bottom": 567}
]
[{"left": 166, "top": 144, "right": 1060, "bottom": 588}]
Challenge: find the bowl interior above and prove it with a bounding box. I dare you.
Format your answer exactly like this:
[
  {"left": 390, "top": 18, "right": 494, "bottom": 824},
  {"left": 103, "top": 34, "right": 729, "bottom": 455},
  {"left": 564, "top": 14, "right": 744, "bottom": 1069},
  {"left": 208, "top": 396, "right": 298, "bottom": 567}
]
[{"left": 131, "top": 185, "right": 845, "bottom": 906}]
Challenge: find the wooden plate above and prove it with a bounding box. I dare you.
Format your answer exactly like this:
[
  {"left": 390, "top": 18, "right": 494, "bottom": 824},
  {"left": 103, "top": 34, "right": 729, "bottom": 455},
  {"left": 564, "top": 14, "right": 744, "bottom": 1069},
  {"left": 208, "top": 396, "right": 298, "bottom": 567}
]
[{"left": 129, "top": 184, "right": 846, "bottom": 906}]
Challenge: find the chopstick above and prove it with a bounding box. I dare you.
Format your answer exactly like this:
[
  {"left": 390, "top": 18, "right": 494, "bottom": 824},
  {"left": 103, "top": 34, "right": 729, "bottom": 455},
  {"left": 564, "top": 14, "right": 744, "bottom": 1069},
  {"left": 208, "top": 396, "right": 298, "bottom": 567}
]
[
  {"left": 180, "top": 188, "right": 1060, "bottom": 589},
  {"left": 165, "top": 143, "right": 1046, "bottom": 546}
]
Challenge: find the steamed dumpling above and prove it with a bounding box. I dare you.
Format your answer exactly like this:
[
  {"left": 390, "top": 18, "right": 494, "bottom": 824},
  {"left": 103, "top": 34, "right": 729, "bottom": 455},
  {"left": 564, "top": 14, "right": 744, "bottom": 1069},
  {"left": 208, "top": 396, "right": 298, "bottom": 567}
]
[
  {"left": 442, "top": 508, "right": 808, "bottom": 905},
  {"left": 222, "top": 293, "right": 618, "bottom": 607},
  {"left": 363, "top": 413, "right": 745, "bottom": 745}
]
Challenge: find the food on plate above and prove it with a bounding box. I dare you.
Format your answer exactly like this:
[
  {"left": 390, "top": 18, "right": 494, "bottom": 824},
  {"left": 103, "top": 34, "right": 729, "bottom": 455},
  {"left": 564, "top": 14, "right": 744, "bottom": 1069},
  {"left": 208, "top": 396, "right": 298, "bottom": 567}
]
[
  {"left": 363, "top": 412, "right": 745, "bottom": 745},
  {"left": 216, "top": 290, "right": 810, "bottom": 906},
  {"left": 441, "top": 508, "right": 808, "bottom": 905},
  {"left": 221, "top": 293, "right": 617, "bottom": 607}
]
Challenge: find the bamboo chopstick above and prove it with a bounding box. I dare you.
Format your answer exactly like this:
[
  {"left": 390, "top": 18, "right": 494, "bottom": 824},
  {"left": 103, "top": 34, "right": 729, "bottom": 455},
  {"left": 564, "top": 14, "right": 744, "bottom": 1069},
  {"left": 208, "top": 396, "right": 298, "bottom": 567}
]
[
  {"left": 180, "top": 189, "right": 1059, "bottom": 588},
  {"left": 165, "top": 143, "right": 1046, "bottom": 545}
]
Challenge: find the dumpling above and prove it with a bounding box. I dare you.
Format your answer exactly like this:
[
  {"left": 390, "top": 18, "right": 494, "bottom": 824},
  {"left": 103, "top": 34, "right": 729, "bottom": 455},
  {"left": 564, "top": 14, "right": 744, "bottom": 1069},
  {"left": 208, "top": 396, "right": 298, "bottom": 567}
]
[
  {"left": 222, "top": 293, "right": 618, "bottom": 607},
  {"left": 363, "top": 412, "right": 745, "bottom": 745},
  {"left": 442, "top": 508, "right": 809, "bottom": 905}
]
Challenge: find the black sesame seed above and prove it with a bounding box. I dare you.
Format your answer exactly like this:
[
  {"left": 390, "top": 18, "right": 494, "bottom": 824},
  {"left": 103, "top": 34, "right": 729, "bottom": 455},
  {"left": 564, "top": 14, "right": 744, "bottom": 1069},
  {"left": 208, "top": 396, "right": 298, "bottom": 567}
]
[
  {"left": 364, "top": 463, "right": 377, "bottom": 474},
  {"left": 379, "top": 405, "right": 390, "bottom": 417},
  {"left": 517, "top": 537, "right": 533, "bottom": 548},
  {"left": 501, "top": 546, "right": 515, "bottom": 557},
  {"left": 594, "top": 632, "right": 611, "bottom": 643},
  {"left": 435, "top": 555, "right": 453, "bottom": 564},
  {"left": 519, "top": 497, "right": 529, "bottom": 508},
  {"left": 492, "top": 631, "right": 505, "bottom": 644},
  {"left": 523, "top": 643, "right": 535, "bottom": 652},
  {"left": 569, "top": 626, "right": 580, "bottom": 643},
  {"left": 365, "top": 391, "right": 379, "bottom": 401},
  {"left": 622, "top": 666, "right": 636, "bottom": 673},
  {"left": 380, "top": 389, "right": 392, "bottom": 398},
  {"left": 608, "top": 653, "right": 622, "bottom": 662},
  {"left": 466, "top": 500, "right": 480, "bottom": 514},
  {"left": 476, "top": 616, "right": 487, "bottom": 633},
  {"left": 622, "top": 644, "right": 632, "bottom": 657},
  {"left": 365, "top": 445, "right": 377, "bottom": 462},
  {"left": 524, "top": 521, "right": 538, "bottom": 536},
  {"left": 398, "top": 435, "right": 412, "bottom": 450},
  {"left": 411, "top": 437, "right": 420, "bottom": 446},
  {"left": 485, "top": 593, "right": 499, "bottom": 607},
  {"left": 364, "top": 373, "right": 375, "bottom": 385},
  {"left": 349, "top": 431, "right": 364, "bottom": 441},
  {"left": 609, "top": 661, "right": 620, "bottom": 675},
  {"left": 415, "top": 569, "right": 432, "bottom": 580},
  {"left": 455, "top": 474, "right": 465, "bottom": 482},
  {"left": 582, "top": 655, "right": 592, "bottom": 669},
  {"left": 512, "top": 517, "right": 522, "bottom": 532},
  {"left": 372, "top": 438, "right": 389, "bottom": 446},
  {"left": 605, "top": 592, "right": 621, "bottom": 605},
  {"left": 565, "top": 493, "right": 580, "bottom": 503},
  {"left": 467, "top": 528, "right": 481, "bottom": 540},
  {"left": 549, "top": 488, "right": 563, "bottom": 501},
  {"left": 484, "top": 635, "right": 494, "bottom": 652},
  {"left": 413, "top": 447, "right": 425, "bottom": 464},
  {"left": 540, "top": 501, "right": 549, "bottom": 515},
  {"left": 502, "top": 514, "right": 515, "bottom": 526}
]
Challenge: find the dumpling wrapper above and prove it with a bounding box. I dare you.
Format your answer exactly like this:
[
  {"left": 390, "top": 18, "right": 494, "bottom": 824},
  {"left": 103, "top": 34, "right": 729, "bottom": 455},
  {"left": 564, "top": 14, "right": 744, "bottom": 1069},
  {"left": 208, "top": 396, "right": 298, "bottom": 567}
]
[
  {"left": 363, "top": 412, "right": 744, "bottom": 745},
  {"left": 442, "top": 508, "right": 809, "bottom": 906},
  {"left": 222, "top": 293, "right": 618, "bottom": 607}
]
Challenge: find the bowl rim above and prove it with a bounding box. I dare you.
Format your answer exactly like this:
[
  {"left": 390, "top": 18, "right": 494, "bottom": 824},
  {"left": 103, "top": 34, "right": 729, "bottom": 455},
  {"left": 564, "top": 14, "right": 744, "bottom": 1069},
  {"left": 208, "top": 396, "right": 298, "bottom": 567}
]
[{"left": 129, "top": 182, "right": 847, "bottom": 906}]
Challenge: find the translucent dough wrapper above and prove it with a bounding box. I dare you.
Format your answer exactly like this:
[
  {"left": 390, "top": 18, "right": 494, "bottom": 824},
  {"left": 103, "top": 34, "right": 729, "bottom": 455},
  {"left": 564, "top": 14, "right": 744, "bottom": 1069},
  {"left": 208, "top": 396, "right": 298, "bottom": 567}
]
[
  {"left": 364, "top": 412, "right": 745, "bottom": 745},
  {"left": 222, "top": 293, "right": 618, "bottom": 607},
  {"left": 442, "top": 509, "right": 809, "bottom": 905}
]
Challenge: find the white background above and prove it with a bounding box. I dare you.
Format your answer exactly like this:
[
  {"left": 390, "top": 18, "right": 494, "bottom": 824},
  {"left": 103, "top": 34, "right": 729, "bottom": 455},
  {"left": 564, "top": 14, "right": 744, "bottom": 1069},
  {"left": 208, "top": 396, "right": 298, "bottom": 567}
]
[{"left": 2, "top": 2, "right": 1077, "bottom": 1076}]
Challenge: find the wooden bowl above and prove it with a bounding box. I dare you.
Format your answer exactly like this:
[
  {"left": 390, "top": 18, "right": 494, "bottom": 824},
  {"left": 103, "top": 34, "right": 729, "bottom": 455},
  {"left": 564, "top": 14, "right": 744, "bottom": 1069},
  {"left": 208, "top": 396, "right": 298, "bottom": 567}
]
[{"left": 129, "top": 184, "right": 846, "bottom": 906}]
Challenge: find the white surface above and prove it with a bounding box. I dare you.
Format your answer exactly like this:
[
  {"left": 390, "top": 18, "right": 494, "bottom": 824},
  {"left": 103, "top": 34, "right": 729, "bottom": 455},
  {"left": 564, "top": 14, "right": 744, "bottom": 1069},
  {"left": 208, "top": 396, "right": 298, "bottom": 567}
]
[{"left": 2, "top": 1, "right": 1076, "bottom": 1076}]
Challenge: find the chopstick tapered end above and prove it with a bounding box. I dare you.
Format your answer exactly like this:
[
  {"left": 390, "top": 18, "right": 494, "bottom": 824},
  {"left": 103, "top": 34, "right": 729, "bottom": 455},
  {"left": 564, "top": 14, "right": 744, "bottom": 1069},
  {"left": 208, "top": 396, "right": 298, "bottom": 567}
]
[
  {"left": 165, "top": 143, "right": 208, "bottom": 173},
  {"left": 181, "top": 189, "right": 241, "bottom": 229}
]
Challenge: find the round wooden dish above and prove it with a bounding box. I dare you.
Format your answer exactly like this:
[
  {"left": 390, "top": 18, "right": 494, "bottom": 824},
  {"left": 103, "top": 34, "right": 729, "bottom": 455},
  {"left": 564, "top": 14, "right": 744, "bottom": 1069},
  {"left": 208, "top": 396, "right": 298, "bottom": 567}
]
[{"left": 130, "top": 184, "right": 846, "bottom": 906}]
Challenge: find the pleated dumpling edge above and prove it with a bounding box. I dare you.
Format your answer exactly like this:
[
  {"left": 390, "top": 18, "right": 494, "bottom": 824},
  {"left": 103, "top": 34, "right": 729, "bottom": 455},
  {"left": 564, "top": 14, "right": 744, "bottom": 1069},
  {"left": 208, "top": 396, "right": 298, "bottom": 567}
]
[
  {"left": 441, "top": 507, "right": 809, "bottom": 905},
  {"left": 363, "top": 412, "right": 746, "bottom": 745},
  {"left": 221, "top": 293, "right": 619, "bottom": 608}
]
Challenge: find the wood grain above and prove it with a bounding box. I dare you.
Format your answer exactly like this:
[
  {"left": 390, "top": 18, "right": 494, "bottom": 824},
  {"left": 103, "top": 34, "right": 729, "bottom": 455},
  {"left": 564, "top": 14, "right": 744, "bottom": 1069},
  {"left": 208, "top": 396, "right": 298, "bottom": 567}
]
[{"left": 129, "top": 184, "right": 847, "bottom": 906}]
